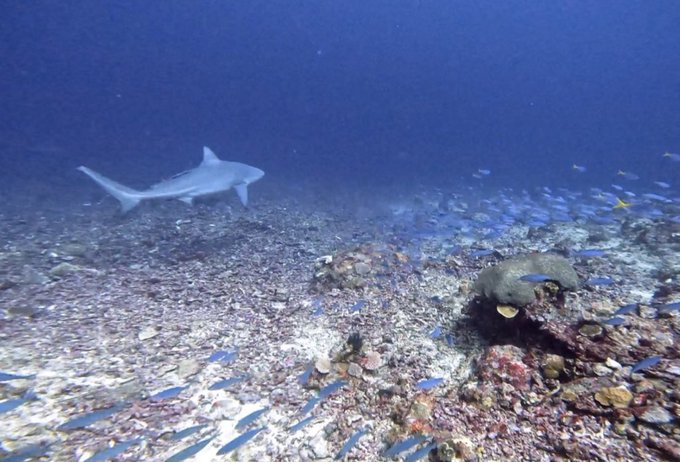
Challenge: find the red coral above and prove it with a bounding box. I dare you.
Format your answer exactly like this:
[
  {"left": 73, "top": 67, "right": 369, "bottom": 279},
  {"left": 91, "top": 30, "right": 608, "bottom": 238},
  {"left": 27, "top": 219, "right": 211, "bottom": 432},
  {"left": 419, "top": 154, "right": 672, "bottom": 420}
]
[{"left": 408, "top": 418, "right": 433, "bottom": 434}]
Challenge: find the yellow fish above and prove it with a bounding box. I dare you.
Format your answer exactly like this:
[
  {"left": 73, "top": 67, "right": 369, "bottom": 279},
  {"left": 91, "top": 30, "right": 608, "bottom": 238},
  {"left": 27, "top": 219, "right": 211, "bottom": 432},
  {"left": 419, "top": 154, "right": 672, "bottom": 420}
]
[{"left": 613, "top": 198, "right": 631, "bottom": 209}]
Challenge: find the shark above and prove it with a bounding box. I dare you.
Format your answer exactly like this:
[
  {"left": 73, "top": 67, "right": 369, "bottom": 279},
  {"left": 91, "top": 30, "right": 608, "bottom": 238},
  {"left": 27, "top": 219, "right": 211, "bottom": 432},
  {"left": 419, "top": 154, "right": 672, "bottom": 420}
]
[{"left": 77, "top": 146, "right": 264, "bottom": 212}]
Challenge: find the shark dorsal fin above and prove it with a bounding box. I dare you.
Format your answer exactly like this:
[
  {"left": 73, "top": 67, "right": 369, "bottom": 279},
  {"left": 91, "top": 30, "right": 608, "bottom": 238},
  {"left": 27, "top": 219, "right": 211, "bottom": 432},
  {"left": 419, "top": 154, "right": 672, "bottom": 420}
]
[{"left": 202, "top": 146, "right": 221, "bottom": 166}]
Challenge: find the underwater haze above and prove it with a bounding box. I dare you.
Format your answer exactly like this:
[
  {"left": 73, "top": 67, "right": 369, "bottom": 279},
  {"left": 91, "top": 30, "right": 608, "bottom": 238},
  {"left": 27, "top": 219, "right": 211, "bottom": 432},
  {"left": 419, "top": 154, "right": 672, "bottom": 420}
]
[
  {"left": 1, "top": 2, "right": 680, "bottom": 462},
  {"left": 2, "top": 1, "right": 680, "bottom": 189}
]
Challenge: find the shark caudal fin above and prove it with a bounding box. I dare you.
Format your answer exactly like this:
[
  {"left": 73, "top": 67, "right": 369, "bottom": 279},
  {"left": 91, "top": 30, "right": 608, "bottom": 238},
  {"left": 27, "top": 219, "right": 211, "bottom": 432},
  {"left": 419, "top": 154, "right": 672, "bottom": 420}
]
[{"left": 77, "top": 166, "right": 142, "bottom": 212}]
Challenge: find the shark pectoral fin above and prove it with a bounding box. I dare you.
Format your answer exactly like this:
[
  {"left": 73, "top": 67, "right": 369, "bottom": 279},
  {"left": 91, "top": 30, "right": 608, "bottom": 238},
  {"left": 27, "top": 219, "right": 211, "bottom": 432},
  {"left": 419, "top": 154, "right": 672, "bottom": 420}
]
[
  {"left": 77, "top": 166, "right": 142, "bottom": 213},
  {"left": 179, "top": 197, "right": 194, "bottom": 205},
  {"left": 234, "top": 183, "right": 248, "bottom": 207}
]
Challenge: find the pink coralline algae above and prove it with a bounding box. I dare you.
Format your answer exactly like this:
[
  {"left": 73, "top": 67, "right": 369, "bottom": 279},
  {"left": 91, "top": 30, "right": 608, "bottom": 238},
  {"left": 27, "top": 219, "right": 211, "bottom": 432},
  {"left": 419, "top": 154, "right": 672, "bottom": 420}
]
[{"left": 478, "top": 345, "right": 531, "bottom": 390}]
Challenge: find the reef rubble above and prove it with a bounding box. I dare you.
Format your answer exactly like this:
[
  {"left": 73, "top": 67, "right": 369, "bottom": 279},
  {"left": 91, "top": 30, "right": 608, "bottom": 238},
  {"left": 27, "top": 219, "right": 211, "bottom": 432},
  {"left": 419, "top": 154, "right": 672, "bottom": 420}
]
[{"left": 0, "top": 185, "right": 678, "bottom": 461}]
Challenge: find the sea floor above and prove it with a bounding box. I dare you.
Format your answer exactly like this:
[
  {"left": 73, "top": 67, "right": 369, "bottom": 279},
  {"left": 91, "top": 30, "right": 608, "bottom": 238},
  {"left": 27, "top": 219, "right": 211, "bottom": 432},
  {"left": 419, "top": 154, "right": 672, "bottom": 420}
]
[{"left": 0, "top": 181, "right": 679, "bottom": 461}]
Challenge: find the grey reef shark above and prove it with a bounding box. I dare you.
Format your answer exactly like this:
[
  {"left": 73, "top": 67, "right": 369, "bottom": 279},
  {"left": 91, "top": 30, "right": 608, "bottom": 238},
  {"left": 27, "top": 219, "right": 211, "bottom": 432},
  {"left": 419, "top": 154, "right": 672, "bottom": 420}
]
[{"left": 78, "top": 146, "right": 264, "bottom": 212}]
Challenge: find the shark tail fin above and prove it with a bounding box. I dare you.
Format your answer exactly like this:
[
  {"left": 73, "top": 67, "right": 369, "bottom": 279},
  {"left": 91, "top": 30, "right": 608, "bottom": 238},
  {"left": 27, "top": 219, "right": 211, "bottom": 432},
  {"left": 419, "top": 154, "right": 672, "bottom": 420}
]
[{"left": 77, "top": 166, "right": 142, "bottom": 213}]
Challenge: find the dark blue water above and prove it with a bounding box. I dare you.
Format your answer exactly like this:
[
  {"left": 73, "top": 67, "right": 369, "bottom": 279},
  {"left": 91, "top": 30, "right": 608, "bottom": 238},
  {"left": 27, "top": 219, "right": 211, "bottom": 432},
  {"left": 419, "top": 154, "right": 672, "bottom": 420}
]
[{"left": 1, "top": 1, "right": 679, "bottom": 194}]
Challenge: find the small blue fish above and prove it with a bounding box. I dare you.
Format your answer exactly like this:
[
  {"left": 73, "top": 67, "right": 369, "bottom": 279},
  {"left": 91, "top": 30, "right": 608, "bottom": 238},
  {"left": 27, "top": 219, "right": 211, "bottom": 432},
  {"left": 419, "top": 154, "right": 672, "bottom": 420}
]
[
  {"left": 83, "top": 437, "right": 143, "bottom": 462},
  {"left": 601, "top": 316, "right": 626, "bottom": 326},
  {"left": 208, "top": 350, "right": 238, "bottom": 363},
  {"left": 298, "top": 363, "right": 313, "bottom": 386},
  {"left": 631, "top": 355, "right": 662, "bottom": 374},
  {"left": 216, "top": 427, "right": 266, "bottom": 455},
  {"left": 209, "top": 376, "right": 245, "bottom": 391},
  {"left": 0, "top": 444, "right": 50, "bottom": 462},
  {"left": 312, "top": 297, "right": 324, "bottom": 316},
  {"left": 551, "top": 212, "right": 573, "bottom": 222},
  {"left": 383, "top": 435, "right": 427, "bottom": 458},
  {"left": 572, "top": 249, "right": 606, "bottom": 258},
  {"left": 617, "top": 170, "right": 639, "bottom": 181},
  {"left": 235, "top": 406, "right": 269, "bottom": 430},
  {"left": 170, "top": 424, "right": 210, "bottom": 441},
  {"left": 404, "top": 442, "right": 437, "bottom": 462},
  {"left": 0, "top": 392, "right": 36, "bottom": 414},
  {"left": 58, "top": 403, "right": 125, "bottom": 430},
  {"left": 614, "top": 303, "right": 638, "bottom": 315},
  {"left": 415, "top": 377, "right": 444, "bottom": 390},
  {"left": 470, "top": 249, "right": 494, "bottom": 257},
  {"left": 165, "top": 436, "right": 215, "bottom": 462},
  {"left": 663, "top": 152, "right": 680, "bottom": 161},
  {"left": 351, "top": 300, "right": 367, "bottom": 312},
  {"left": 150, "top": 385, "right": 188, "bottom": 401},
  {"left": 334, "top": 427, "right": 369, "bottom": 460},
  {"left": 572, "top": 164, "right": 587, "bottom": 173},
  {"left": 318, "top": 380, "right": 347, "bottom": 399},
  {"left": 445, "top": 333, "right": 455, "bottom": 347},
  {"left": 518, "top": 273, "right": 551, "bottom": 283},
  {"left": 299, "top": 396, "right": 320, "bottom": 416},
  {"left": 429, "top": 326, "right": 442, "bottom": 339},
  {"left": 590, "top": 215, "right": 617, "bottom": 225},
  {"left": 586, "top": 277, "right": 614, "bottom": 286},
  {"left": 0, "top": 372, "right": 35, "bottom": 382},
  {"left": 0, "top": 397, "right": 29, "bottom": 415},
  {"left": 483, "top": 229, "right": 503, "bottom": 240},
  {"left": 642, "top": 193, "right": 671, "bottom": 203},
  {"left": 528, "top": 219, "right": 548, "bottom": 228},
  {"left": 288, "top": 415, "right": 316, "bottom": 433},
  {"left": 658, "top": 301, "right": 680, "bottom": 314}
]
